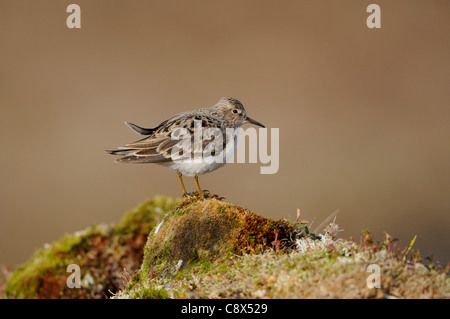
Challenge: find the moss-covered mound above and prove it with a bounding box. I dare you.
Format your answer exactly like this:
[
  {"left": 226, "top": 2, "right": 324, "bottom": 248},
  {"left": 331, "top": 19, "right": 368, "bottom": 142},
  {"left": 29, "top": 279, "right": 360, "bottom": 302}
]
[
  {"left": 142, "top": 196, "right": 304, "bottom": 276},
  {"left": 4, "top": 195, "right": 449, "bottom": 299},
  {"left": 117, "top": 196, "right": 309, "bottom": 298},
  {"left": 4, "top": 196, "right": 180, "bottom": 299},
  {"left": 116, "top": 208, "right": 449, "bottom": 299}
]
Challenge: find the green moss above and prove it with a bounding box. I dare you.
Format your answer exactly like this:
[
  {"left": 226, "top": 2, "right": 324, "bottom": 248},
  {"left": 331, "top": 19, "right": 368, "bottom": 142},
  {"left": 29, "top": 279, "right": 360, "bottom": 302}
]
[
  {"left": 10, "top": 194, "right": 447, "bottom": 299},
  {"left": 54, "top": 225, "right": 109, "bottom": 253},
  {"left": 216, "top": 263, "right": 229, "bottom": 274},
  {"left": 126, "top": 286, "right": 169, "bottom": 299},
  {"left": 108, "top": 197, "right": 449, "bottom": 299},
  {"left": 5, "top": 225, "right": 109, "bottom": 299},
  {"left": 115, "top": 196, "right": 181, "bottom": 236},
  {"left": 5, "top": 249, "right": 59, "bottom": 299},
  {"left": 5, "top": 196, "right": 180, "bottom": 299},
  {"left": 140, "top": 199, "right": 244, "bottom": 281},
  {"left": 118, "top": 197, "right": 303, "bottom": 298}
]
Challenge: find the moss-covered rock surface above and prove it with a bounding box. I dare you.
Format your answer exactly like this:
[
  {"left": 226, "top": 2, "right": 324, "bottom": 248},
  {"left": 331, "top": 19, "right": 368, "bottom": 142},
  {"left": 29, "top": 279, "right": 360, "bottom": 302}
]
[
  {"left": 4, "top": 196, "right": 180, "bottom": 299},
  {"left": 115, "top": 196, "right": 449, "bottom": 299},
  {"left": 3, "top": 195, "right": 449, "bottom": 299},
  {"left": 120, "top": 195, "right": 307, "bottom": 299}
]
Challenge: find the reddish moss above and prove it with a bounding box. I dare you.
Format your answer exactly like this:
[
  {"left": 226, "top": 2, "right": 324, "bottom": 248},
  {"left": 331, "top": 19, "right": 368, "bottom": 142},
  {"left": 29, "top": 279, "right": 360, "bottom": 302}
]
[
  {"left": 232, "top": 211, "right": 297, "bottom": 254},
  {"left": 37, "top": 271, "right": 66, "bottom": 299}
]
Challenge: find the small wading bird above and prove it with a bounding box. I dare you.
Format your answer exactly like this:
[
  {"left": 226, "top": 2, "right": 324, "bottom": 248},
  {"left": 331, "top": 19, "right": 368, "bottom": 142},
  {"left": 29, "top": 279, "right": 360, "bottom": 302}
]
[{"left": 107, "top": 97, "right": 265, "bottom": 197}]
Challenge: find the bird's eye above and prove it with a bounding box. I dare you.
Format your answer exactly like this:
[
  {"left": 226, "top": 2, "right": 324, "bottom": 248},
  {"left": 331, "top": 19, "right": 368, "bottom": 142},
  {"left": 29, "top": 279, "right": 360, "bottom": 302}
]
[{"left": 232, "top": 109, "right": 239, "bottom": 114}]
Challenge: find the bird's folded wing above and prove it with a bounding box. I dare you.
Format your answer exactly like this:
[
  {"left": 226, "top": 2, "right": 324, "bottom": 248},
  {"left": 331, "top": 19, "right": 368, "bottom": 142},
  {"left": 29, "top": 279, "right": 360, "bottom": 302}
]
[{"left": 107, "top": 114, "right": 231, "bottom": 163}]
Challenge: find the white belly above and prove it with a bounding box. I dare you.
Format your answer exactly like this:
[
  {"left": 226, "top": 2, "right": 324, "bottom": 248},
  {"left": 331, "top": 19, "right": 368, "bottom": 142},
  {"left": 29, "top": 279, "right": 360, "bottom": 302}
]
[
  {"left": 164, "top": 129, "right": 240, "bottom": 177},
  {"left": 167, "top": 160, "right": 227, "bottom": 176}
]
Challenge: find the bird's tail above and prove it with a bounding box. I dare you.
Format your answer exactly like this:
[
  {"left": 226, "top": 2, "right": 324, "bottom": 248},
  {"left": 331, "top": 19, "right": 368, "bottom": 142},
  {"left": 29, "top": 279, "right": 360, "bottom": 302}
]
[{"left": 124, "top": 121, "right": 155, "bottom": 135}]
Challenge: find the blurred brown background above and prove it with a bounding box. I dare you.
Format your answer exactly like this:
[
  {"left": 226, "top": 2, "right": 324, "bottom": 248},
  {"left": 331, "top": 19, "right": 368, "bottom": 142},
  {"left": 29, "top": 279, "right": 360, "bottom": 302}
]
[{"left": 1, "top": 1, "right": 449, "bottom": 266}]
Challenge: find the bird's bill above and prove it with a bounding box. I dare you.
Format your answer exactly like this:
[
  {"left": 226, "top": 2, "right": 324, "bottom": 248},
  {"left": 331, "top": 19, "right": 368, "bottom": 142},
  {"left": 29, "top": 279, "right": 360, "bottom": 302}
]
[{"left": 246, "top": 116, "right": 265, "bottom": 128}]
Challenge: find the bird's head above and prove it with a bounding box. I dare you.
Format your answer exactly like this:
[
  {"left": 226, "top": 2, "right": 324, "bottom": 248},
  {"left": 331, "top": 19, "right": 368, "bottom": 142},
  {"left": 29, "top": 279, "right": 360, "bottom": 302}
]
[{"left": 214, "top": 97, "right": 265, "bottom": 128}]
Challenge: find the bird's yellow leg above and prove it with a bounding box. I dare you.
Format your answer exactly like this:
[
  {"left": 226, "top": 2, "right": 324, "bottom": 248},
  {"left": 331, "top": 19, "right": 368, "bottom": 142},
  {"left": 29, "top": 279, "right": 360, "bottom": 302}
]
[
  {"left": 177, "top": 172, "right": 188, "bottom": 197},
  {"left": 194, "top": 173, "right": 204, "bottom": 197}
]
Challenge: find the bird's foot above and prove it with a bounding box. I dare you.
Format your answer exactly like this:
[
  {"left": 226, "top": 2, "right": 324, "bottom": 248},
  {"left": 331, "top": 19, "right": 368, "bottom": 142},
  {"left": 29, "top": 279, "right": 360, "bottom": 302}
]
[
  {"left": 182, "top": 190, "right": 225, "bottom": 201},
  {"left": 182, "top": 192, "right": 197, "bottom": 200}
]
